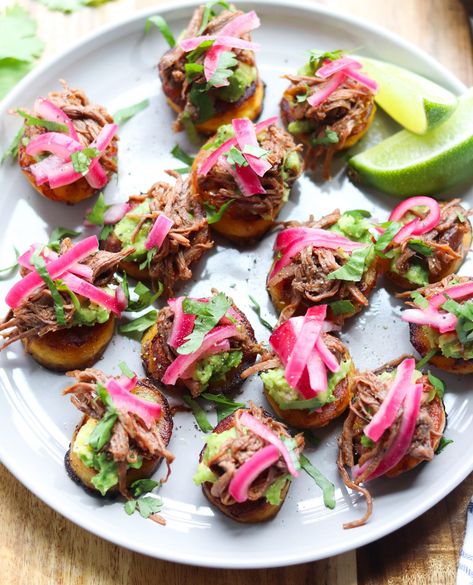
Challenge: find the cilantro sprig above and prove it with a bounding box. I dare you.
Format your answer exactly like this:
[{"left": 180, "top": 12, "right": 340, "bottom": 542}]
[
  {"left": 145, "top": 15, "right": 176, "bottom": 48},
  {"left": 71, "top": 147, "right": 100, "bottom": 175},
  {"left": 17, "top": 109, "right": 68, "bottom": 133},
  {"left": 113, "top": 99, "right": 150, "bottom": 126},
  {"left": 124, "top": 479, "right": 164, "bottom": 519},
  {"left": 248, "top": 295, "right": 274, "bottom": 332},
  {"left": 48, "top": 227, "right": 80, "bottom": 252},
  {"left": 203, "top": 199, "right": 235, "bottom": 224},
  {"left": 85, "top": 193, "right": 110, "bottom": 226},
  {"left": 326, "top": 245, "right": 372, "bottom": 282},
  {"left": 182, "top": 395, "right": 213, "bottom": 432},
  {"left": 300, "top": 453, "right": 336, "bottom": 509},
  {"left": 31, "top": 250, "right": 66, "bottom": 326},
  {"left": 200, "top": 392, "right": 245, "bottom": 422}
]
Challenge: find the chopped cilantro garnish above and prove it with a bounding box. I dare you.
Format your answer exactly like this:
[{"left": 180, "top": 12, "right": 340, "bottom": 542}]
[
  {"left": 181, "top": 111, "right": 200, "bottom": 144},
  {"left": 119, "top": 361, "right": 135, "bottom": 379},
  {"left": 436, "top": 436, "right": 454, "bottom": 454},
  {"left": 1, "top": 126, "right": 23, "bottom": 164},
  {"left": 329, "top": 299, "right": 355, "bottom": 316},
  {"left": 411, "top": 290, "right": 429, "bottom": 309},
  {"left": 408, "top": 239, "right": 433, "bottom": 257},
  {"left": 442, "top": 297, "right": 473, "bottom": 344},
  {"left": 248, "top": 295, "right": 274, "bottom": 332},
  {"left": 201, "top": 392, "right": 245, "bottom": 422},
  {"left": 208, "top": 50, "right": 237, "bottom": 87},
  {"left": 178, "top": 292, "right": 233, "bottom": 355},
  {"left": 203, "top": 199, "right": 235, "bottom": 224},
  {"left": 456, "top": 211, "right": 466, "bottom": 223},
  {"left": 48, "top": 227, "right": 80, "bottom": 252},
  {"left": 427, "top": 371, "right": 445, "bottom": 399},
  {"left": 119, "top": 310, "right": 157, "bottom": 339},
  {"left": 360, "top": 435, "right": 375, "bottom": 448},
  {"left": 327, "top": 245, "right": 372, "bottom": 282},
  {"left": 310, "top": 129, "right": 339, "bottom": 147},
  {"left": 125, "top": 479, "right": 163, "bottom": 519},
  {"left": 225, "top": 145, "right": 248, "bottom": 167},
  {"left": 145, "top": 15, "right": 176, "bottom": 47},
  {"left": 113, "top": 99, "right": 149, "bottom": 126},
  {"left": 182, "top": 395, "right": 213, "bottom": 432},
  {"left": 374, "top": 221, "right": 403, "bottom": 254},
  {"left": 309, "top": 49, "right": 345, "bottom": 65},
  {"left": 415, "top": 348, "right": 437, "bottom": 370},
  {"left": 71, "top": 147, "right": 100, "bottom": 175},
  {"left": 17, "top": 109, "right": 68, "bottom": 133},
  {"left": 126, "top": 280, "right": 163, "bottom": 312},
  {"left": 185, "top": 62, "right": 204, "bottom": 80},
  {"left": 85, "top": 193, "right": 109, "bottom": 225},
  {"left": 139, "top": 248, "right": 157, "bottom": 271},
  {"left": 171, "top": 144, "right": 195, "bottom": 166},
  {"left": 31, "top": 251, "right": 65, "bottom": 326},
  {"left": 88, "top": 383, "right": 118, "bottom": 450},
  {"left": 300, "top": 453, "right": 336, "bottom": 509}
]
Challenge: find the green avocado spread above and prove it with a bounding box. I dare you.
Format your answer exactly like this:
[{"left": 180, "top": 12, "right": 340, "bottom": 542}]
[
  {"left": 193, "top": 350, "right": 243, "bottom": 390},
  {"left": 422, "top": 326, "right": 473, "bottom": 360},
  {"left": 218, "top": 63, "right": 257, "bottom": 103},
  {"left": 113, "top": 200, "right": 151, "bottom": 262}
]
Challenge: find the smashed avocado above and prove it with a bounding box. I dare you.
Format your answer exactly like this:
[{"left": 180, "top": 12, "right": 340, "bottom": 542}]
[
  {"left": 193, "top": 350, "right": 243, "bottom": 389},
  {"left": 218, "top": 63, "right": 257, "bottom": 103},
  {"left": 114, "top": 200, "right": 151, "bottom": 261},
  {"left": 193, "top": 428, "right": 237, "bottom": 485},
  {"left": 261, "top": 360, "right": 352, "bottom": 411},
  {"left": 330, "top": 212, "right": 373, "bottom": 243},
  {"left": 422, "top": 326, "right": 473, "bottom": 360}
]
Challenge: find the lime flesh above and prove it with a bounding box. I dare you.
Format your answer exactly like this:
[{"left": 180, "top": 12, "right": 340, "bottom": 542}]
[
  {"left": 348, "top": 88, "right": 473, "bottom": 197},
  {"left": 357, "top": 56, "right": 457, "bottom": 134}
]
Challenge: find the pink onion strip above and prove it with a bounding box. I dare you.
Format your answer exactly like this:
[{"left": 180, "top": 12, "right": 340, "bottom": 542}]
[
  {"left": 401, "top": 307, "right": 457, "bottom": 334},
  {"left": 199, "top": 116, "right": 278, "bottom": 176},
  {"left": 315, "top": 336, "right": 340, "bottom": 373},
  {"left": 144, "top": 213, "right": 173, "bottom": 251},
  {"left": 167, "top": 296, "right": 197, "bottom": 349},
  {"left": 29, "top": 155, "right": 65, "bottom": 186},
  {"left": 103, "top": 203, "right": 132, "bottom": 225},
  {"left": 316, "top": 57, "right": 362, "bottom": 79},
  {"left": 345, "top": 67, "right": 379, "bottom": 92},
  {"left": 389, "top": 196, "right": 441, "bottom": 244},
  {"left": 363, "top": 358, "right": 415, "bottom": 442},
  {"left": 106, "top": 379, "right": 161, "bottom": 428},
  {"left": 307, "top": 72, "right": 345, "bottom": 107},
  {"left": 162, "top": 325, "right": 238, "bottom": 385},
  {"left": 306, "top": 347, "right": 327, "bottom": 396},
  {"left": 180, "top": 34, "right": 259, "bottom": 52},
  {"left": 61, "top": 273, "right": 123, "bottom": 315},
  {"left": 25, "top": 132, "right": 83, "bottom": 159},
  {"left": 6, "top": 236, "right": 98, "bottom": 309},
  {"left": 17, "top": 244, "right": 93, "bottom": 281},
  {"left": 232, "top": 118, "right": 272, "bottom": 177},
  {"left": 33, "top": 97, "right": 79, "bottom": 141},
  {"left": 228, "top": 445, "right": 280, "bottom": 503}
]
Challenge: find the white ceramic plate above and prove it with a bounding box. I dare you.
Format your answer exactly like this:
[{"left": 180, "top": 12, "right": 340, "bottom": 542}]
[{"left": 0, "top": 0, "right": 471, "bottom": 569}]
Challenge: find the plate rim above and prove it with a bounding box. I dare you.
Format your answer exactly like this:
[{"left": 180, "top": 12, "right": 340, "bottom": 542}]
[{"left": 0, "top": 0, "right": 470, "bottom": 569}]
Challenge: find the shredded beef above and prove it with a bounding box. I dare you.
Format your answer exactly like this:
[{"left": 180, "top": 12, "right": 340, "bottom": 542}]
[
  {"left": 197, "top": 125, "right": 302, "bottom": 220},
  {"left": 158, "top": 5, "right": 257, "bottom": 130},
  {"left": 64, "top": 368, "right": 175, "bottom": 496},
  {"left": 0, "top": 240, "right": 132, "bottom": 350},
  {"left": 391, "top": 199, "right": 471, "bottom": 281},
  {"left": 281, "top": 75, "right": 375, "bottom": 179},
  {"left": 207, "top": 403, "right": 304, "bottom": 506}
]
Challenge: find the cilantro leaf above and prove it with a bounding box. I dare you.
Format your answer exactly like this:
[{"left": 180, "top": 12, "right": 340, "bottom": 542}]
[
  {"left": 145, "top": 15, "right": 176, "bottom": 47},
  {"left": 427, "top": 371, "right": 445, "bottom": 399},
  {"left": 309, "top": 49, "right": 344, "bottom": 65},
  {"left": 71, "top": 147, "right": 100, "bottom": 175},
  {"left": 0, "top": 247, "right": 19, "bottom": 276},
  {"left": 415, "top": 348, "right": 437, "bottom": 370},
  {"left": 374, "top": 221, "right": 403, "bottom": 253},
  {"left": 136, "top": 495, "right": 163, "bottom": 519},
  {"left": 99, "top": 224, "right": 114, "bottom": 241},
  {"left": 201, "top": 392, "right": 245, "bottom": 422},
  {"left": 89, "top": 409, "right": 118, "bottom": 451},
  {"left": 248, "top": 295, "right": 274, "bottom": 332},
  {"left": 225, "top": 145, "right": 247, "bottom": 167},
  {"left": 113, "top": 99, "right": 149, "bottom": 126},
  {"left": 131, "top": 479, "right": 159, "bottom": 497},
  {"left": 310, "top": 129, "right": 339, "bottom": 146},
  {"left": 441, "top": 298, "right": 473, "bottom": 344},
  {"left": 126, "top": 280, "right": 163, "bottom": 312},
  {"left": 408, "top": 239, "right": 433, "bottom": 257},
  {"left": 178, "top": 292, "right": 233, "bottom": 354},
  {"left": 85, "top": 193, "right": 110, "bottom": 225},
  {"left": 329, "top": 299, "right": 355, "bottom": 316},
  {"left": 436, "top": 437, "right": 454, "bottom": 454},
  {"left": 208, "top": 50, "right": 237, "bottom": 88},
  {"left": 203, "top": 199, "right": 234, "bottom": 224},
  {"left": 17, "top": 109, "right": 68, "bottom": 133},
  {"left": 300, "top": 453, "right": 336, "bottom": 509},
  {"left": 327, "top": 245, "right": 373, "bottom": 282},
  {"left": 48, "top": 227, "right": 80, "bottom": 252},
  {"left": 344, "top": 209, "right": 372, "bottom": 220},
  {"left": 189, "top": 84, "right": 215, "bottom": 124},
  {"left": 1, "top": 126, "right": 23, "bottom": 164},
  {"left": 119, "top": 361, "right": 135, "bottom": 379},
  {"left": 360, "top": 435, "right": 375, "bottom": 448},
  {"left": 119, "top": 310, "right": 157, "bottom": 339},
  {"left": 31, "top": 252, "right": 66, "bottom": 325},
  {"left": 185, "top": 62, "right": 204, "bottom": 80},
  {"left": 186, "top": 40, "right": 215, "bottom": 64},
  {"left": 139, "top": 248, "right": 157, "bottom": 271},
  {"left": 199, "top": 1, "right": 231, "bottom": 34},
  {"left": 124, "top": 499, "right": 137, "bottom": 515},
  {"left": 457, "top": 211, "right": 466, "bottom": 223},
  {"left": 0, "top": 5, "right": 44, "bottom": 63},
  {"left": 182, "top": 395, "right": 213, "bottom": 432},
  {"left": 171, "top": 144, "right": 195, "bottom": 166}
]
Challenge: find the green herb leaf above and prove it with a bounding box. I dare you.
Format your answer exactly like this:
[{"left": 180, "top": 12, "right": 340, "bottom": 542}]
[
  {"left": 408, "top": 239, "right": 433, "bottom": 257},
  {"left": 127, "top": 281, "right": 163, "bottom": 312},
  {"left": 1, "top": 126, "right": 23, "bottom": 164},
  {"left": 329, "top": 300, "right": 355, "bottom": 316},
  {"left": 242, "top": 144, "right": 269, "bottom": 159},
  {"left": 181, "top": 111, "right": 200, "bottom": 144},
  {"left": 0, "top": 247, "right": 19, "bottom": 275},
  {"left": 17, "top": 109, "right": 68, "bottom": 133},
  {"left": 310, "top": 129, "right": 339, "bottom": 146},
  {"left": 198, "top": 0, "right": 231, "bottom": 34},
  {"left": 309, "top": 49, "right": 344, "bottom": 65},
  {"left": 411, "top": 290, "right": 429, "bottom": 309},
  {"left": 185, "top": 62, "right": 204, "bottom": 80},
  {"left": 201, "top": 392, "right": 245, "bottom": 422},
  {"left": 136, "top": 495, "right": 163, "bottom": 519},
  {"left": 145, "top": 15, "right": 176, "bottom": 47},
  {"left": 119, "top": 310, "right": 157, "bottom": 338},
  {"left": 456, "top": 211, "right": 466, "bottom": 223},
  {"left": 178, "top": 292, "right": 233, "bottom": 354},
  {"left": 327, "top": 244, "right": 372, "bottom": 282},
  {"left": 99, "top": 225, "right": 114, "bottom": 241},
  {"left": 300, "top": 453, "right": 336, "bottom": 509},
  {"left": 119, "top": 361, "right": 135, "bottom": 379},
  {"left": 225, "top": 145, "right": 247, "bottom": 167},
  {"left": 374, "top": 221, "right": 403, "bottom": 253},
  {"left": 415, "top": 348, "right": 437, "bottom": 370},
  {"left": 182, "top": 395, "right": 213, "bottom": 432},
  {"left": 360, "top": 435, "right": 375, "bottom": 448},
  {"left": 436, "top": 436, "right": 454, "bottom": 454},
  {"left": 85, "top": 193, "right": 110, "bottom": 225},
  {"left": 208, "top": 50, "right": 237, "bottom": 88},
  {"left": 248, "top": 295, "right": 274, "bottom": 332},
  {"left": 295, "top": 86, "right": 309, "bottom": 103},
  {"left": 427, "top": 371, "right": 445, "bottom": 399},
  {"left": 124, "top": 499, "right": 137, "bottom": 515},
  {"left": 203, "top": 199, "right": 235, "bottom": 224},
  {"left": 131, "top": 479, "right": 159, "bottom": 497},
  {"left": 48, "top": 227, "right": 80, "bottom": 252},
  {"left": 31, "top": 252, "right": 66, "bottom": 326},
  {"left": 186, "top": 40, "right": 215, "bottom": 64},
  {"left": 89, "top": 409, "right": 118, "bottom": 451},
  {"left": 265, "top": 474, "right": 291, "bottom": 505},
  {"left": 71, "top": 147, "right": 100, "bottom": 175},
  {"left": 441, "top": 298, "right": 473, "bottom": 344},
  {"left": 138, "top": 248, "right": 157, "bottom": 271},
  {"left": 113, "top": 99, "right": 150, "bottom": 126},
  {"left": 0, "top": 5, "right": 44, "bottom": 64},
  {"left": 171, "top": 144, "right": 195, "bottom": 166}
]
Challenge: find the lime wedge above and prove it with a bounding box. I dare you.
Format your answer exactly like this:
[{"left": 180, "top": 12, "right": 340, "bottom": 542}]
[
  {"left": 348, "top": 89, "right": 473, "bottom": 197},
  {"left": 357, "top": 56, "right": 457, "bottom": 134}
]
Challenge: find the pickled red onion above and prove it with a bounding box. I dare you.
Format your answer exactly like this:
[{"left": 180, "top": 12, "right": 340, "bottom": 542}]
[
  {"left": 168, "top": 296, "right": 196, "bottom": 349},
  {"left": 103, "top": 202, "right": 132, "bottom": 225},
  {"left": 6, "top": 236, "right": 98, "bottom": 308},
  {"left": 227, "top": 159, "right": 265, "bottom": 197},
  {"left": 18, "top": 244, "right": 93, "bottom": 281},
  {"left": 180, "top": 35, "right": 259, "bottom": 52},
  {"left": 363, "top": 358, "right": 415, "bottom": 442},
  {"left": 33, "top": 97, "right": 79, "bottom": 141},
  {"left": 316, "top": 57, "right": 362, "bottom": 79},
  {"left": 389, "top": 196, "right": 440, "bottom": 244},
  {"left": 145, "top": 213, "right": 173, "bottom": 251},
  {"left": 162, "top": 325, "right": 238, "bottom": 385},
  {"left": 199, "top": 116, "right": 278, "bottom": 176},
  {"left": 25, "top": 132, "right": 83, "bottom": 159},
  {"left": 106, "top": 379, "right": 161, "bottom": 428},
  {"left": 306, "top": 347, "right": 327, "bottom": 396},
  {"left": 307, "top": 72, "right": 345, "bottom": 107},
  {"left": 232, "top": 118, "right": 271, "bottom": 177},
  {"left": 345, "top": 67, "right": 379, "bottom": 92},
  {"left": 228, "top": 444, "right": 280, "bottom": 503},
  {"left": 29, "top": 155, "right": 65, "bottom": 186},
  {"left": 61, "top": 273, "right": 124, "bottom": 315},
  {"left": 401, "top": 306, "right": 457, "bottom": 334},
  {"left": 239, "top": 411, "right": 299, "bottom": 477}
]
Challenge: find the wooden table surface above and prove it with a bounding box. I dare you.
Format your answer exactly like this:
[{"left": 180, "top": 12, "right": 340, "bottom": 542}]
[{"left": 3, "top": 0, "right": 473, "bottom": 583}]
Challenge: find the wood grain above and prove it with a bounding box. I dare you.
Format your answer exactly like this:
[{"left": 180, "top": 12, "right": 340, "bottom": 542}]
[{"left": 2, "top": 0, "right": 472, "bottom": 583}]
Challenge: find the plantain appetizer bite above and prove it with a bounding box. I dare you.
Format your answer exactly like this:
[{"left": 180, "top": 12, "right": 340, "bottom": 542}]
[
  {"left": 0, "top": 236, "right": 131, "bottom": 371},
  {"left": 17, "top": 80, "right": 118, "bottom": 204},
  {"left": 267, "top": 209, "right": 382, "bottom": 322},
  {"left": 381, "top": 196, "right": 472, "bottom": 290},
  {"left": 401, "top": 275, "right": 473, "bottom": 373},
  {"left": 243, "top": 305, "right": 354, "bottom": 428},
  {"left": 64, "top": 367, "right": 174, "bottom": 497},
  {"left": 100, "top": 172, "right": 213, "bottom": 296},
  {"left": 158, "top": 4, "right": 263, "bottom": 136},
  {"left": 191, "top": 116, "right": 303, "bottom": 241},
  {"left": 338, "top": 356, "right": 446, "bottom": 529},
  {"left": 142, "top": 291, "right": 259, "bottom": 397},
  {"left": 280, "top": 50, "right": 377, "bottom": 179},
  {"left": 193, "top": 402, "right": 304, "bottom": 522}
]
